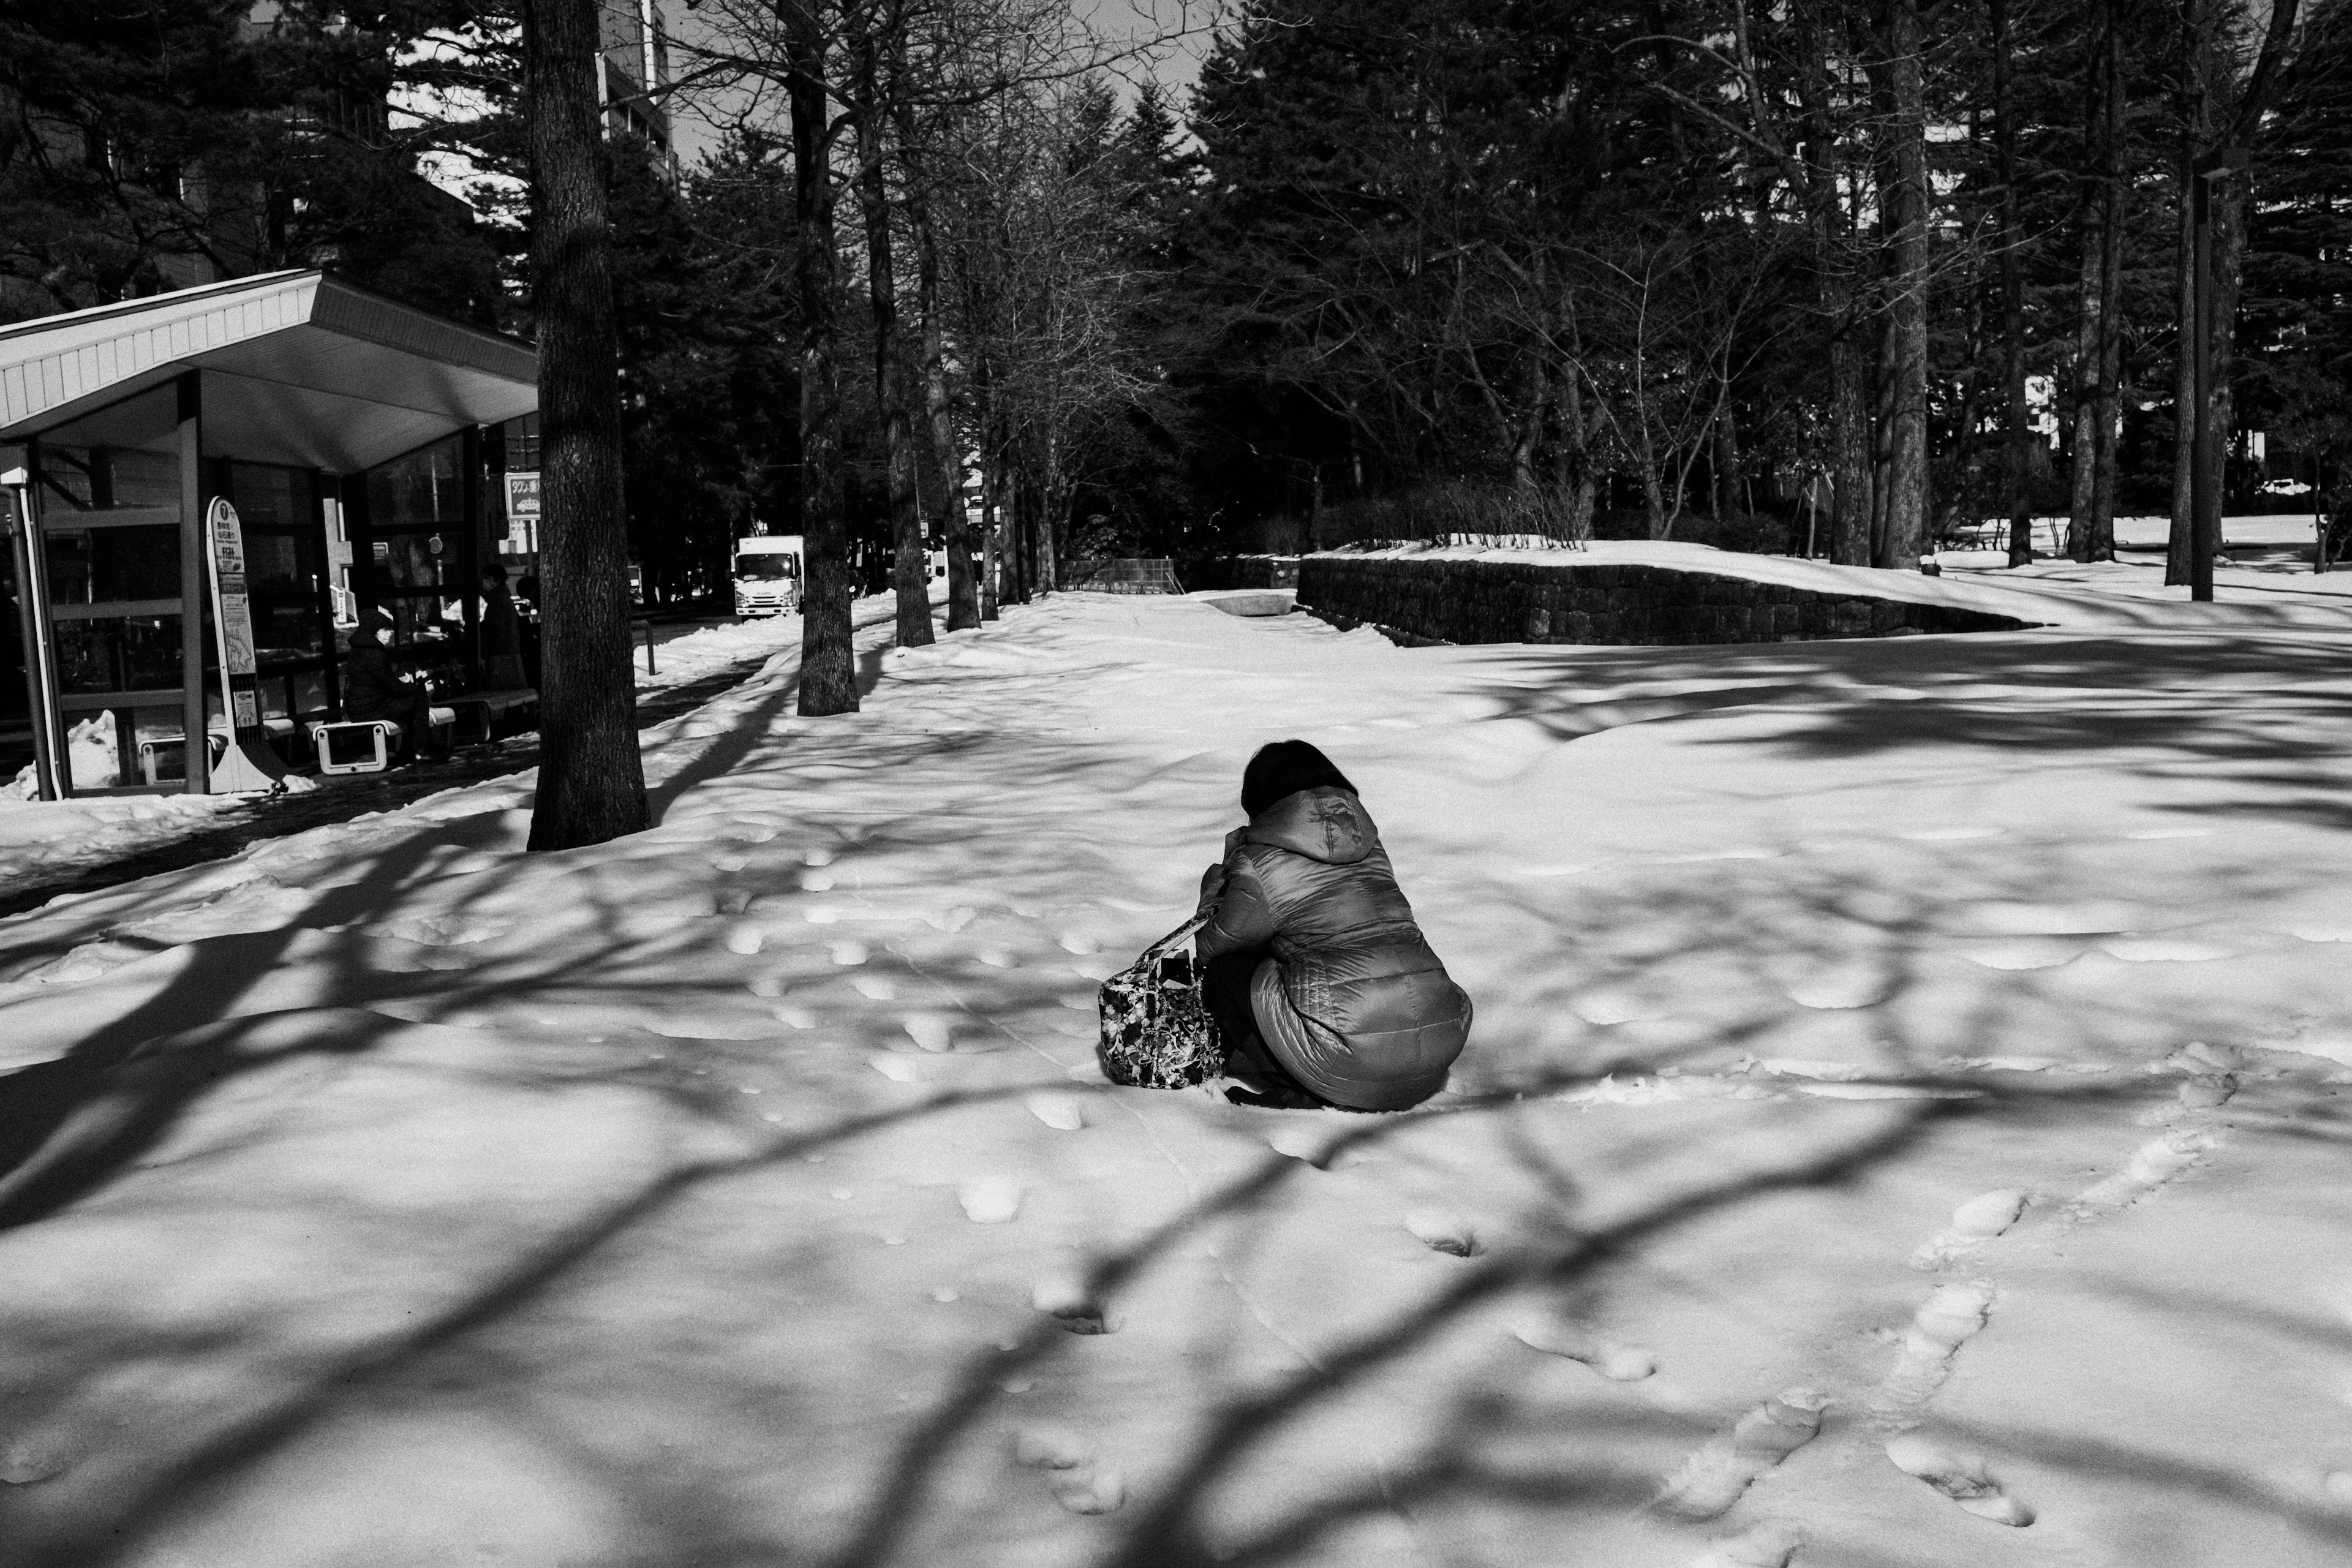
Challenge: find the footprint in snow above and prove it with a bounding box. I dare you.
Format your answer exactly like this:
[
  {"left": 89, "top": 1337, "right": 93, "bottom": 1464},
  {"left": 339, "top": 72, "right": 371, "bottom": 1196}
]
[
  {"left": 1032, "top": 1276, "right": 1114, "bottom": 1334},
  {"left": 976, "top": 948, "right": 1018, "bottom": 968},
  {"left": 1265, "top": 1123, "right": 1353, "bottom": 1169},
  {"left": 829, "top": 941, "right": 870, "bottom": 967},
  {"left": 900, "top": 1014, "right": 954, "bottom": 1052},
  {"left": 0, "top": 1433, "right": 78, "bottom": 1485},
  {"left": 1884, "top": 1432, "right": 2034, "bottom": 1526},
  {"left": 2173, "top": 1073, "right": 2237, "bottom": 1112},
  {"left": 957, "top": 1177, "right": 1023, "bottom": 1224},
  {"left": 1695, "top": 1523, "right": 1801, "bottom": 1568},
  {"left": 1009, "top": 1426, "right": 1126, "bottom": 1515},
  {"left": 1653, "top": 1389, "right": 1829, "bottom": 1521},
  {"left": 1025, "top": 1092, "right": 1085, "bottom": 1130},
  {"left": 1909, "top": 1190, "right": 2029, "bottom": 1271},
  {"left": 1403, "top": 1207, "right": 1480, "bottom": 1256},
  {"left": 1871, "top": 1281, "right": 1994, "bottom": 1414},
  {"left": 1057, "top": 933, "right": 1102, "bottom": 956},
  {"left": 853, "top": 975, "right": 900, "bottom": 1001},
  {"left": 1508, "top": 1313, "right": 1657, "bottom": 1381},
  {"left": 2066, "top": 1129, "right": 2214, "bottom": 1217}
]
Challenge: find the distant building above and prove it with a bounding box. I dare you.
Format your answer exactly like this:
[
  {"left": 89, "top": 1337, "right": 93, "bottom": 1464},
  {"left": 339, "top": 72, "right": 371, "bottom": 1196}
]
[{"left": 600, "top": 0, "right": 674, "bottom": 157}]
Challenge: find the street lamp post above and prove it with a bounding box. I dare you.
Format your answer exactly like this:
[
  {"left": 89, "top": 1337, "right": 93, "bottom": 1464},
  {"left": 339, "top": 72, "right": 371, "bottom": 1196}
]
[{"left": 2190, "top": 147, "right": 2249, "bottom": 604}]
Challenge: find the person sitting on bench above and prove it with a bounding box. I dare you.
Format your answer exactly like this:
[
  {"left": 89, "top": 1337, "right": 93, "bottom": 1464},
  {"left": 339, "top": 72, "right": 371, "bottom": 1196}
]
[{"left": 341, "top": 624, "right": 446, "bottom": 762}]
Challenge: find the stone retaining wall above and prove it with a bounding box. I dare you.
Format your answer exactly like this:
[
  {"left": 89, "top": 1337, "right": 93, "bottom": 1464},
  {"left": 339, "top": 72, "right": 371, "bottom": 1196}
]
[{"left": 1297, "top": 556, "right": 2037, "bottom": 646}]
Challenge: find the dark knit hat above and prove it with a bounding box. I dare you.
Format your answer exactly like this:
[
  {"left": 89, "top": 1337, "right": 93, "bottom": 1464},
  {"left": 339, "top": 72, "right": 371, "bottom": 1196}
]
[{"left": 1242, "top": 740, "right": 1357, "bottom": 819}]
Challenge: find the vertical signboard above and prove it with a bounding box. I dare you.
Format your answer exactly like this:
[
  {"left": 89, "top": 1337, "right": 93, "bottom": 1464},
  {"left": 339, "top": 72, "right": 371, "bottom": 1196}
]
[
  {"left": 503, "top": 471, "right": 541, "bottom": 556},
  {"left": 203, "top": 496, "right": 287, "bottom": 792},
  {"left": 206, "top": 497, "right": 260, "bottom": 731}
]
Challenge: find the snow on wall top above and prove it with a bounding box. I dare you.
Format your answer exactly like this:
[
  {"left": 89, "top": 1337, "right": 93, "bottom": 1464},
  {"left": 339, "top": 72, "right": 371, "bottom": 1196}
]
[{"left": 1313, "top": 539, "right": 2352, "bottom": 631}]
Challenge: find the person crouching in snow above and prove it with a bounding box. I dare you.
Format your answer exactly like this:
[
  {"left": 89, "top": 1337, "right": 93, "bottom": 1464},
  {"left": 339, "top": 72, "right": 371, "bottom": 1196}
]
[{"left": 1196, "top": 740, "right": 1472, "bottom": 1110}]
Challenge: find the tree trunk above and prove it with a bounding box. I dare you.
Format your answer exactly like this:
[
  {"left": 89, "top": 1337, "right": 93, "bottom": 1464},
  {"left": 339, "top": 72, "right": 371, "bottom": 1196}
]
[
  {"left": 2207, "top": 176, "right": 2249, "bottom": 559},
  {"left": 2066, "top": 11, "right": 2108, "bottom": 562},
  {"left": 853, "top": 26, "right": 929, "bottom": 651},
  {"left": 1510, "top": 345, "right": 1545, "bottom": 495},
  {"left": 1871, "top": 305, "right": 1896, "bottom": 560},
  {"left": 1796, "top": 5, "right": 1872, "bottom": 567},
  {"left": 977, "top": 441, "right": 1001, "bottom": 620},
  {"left": 1994, "top": 0, "right": 2035, "bottom": 567},
  {"left": 1714, "top": 410, "right": 1741, "bottom": 521},
  {"left": 1553, "top": 355, "right": 1596, "bottom": 539},
  {"left": 1002, "top": 462, "right": 1025, "bottom": 604},
  {"left": 1036, "top": 439, "right": 1061, "bottom": 594},
  {"left": 900, "top": 133, "right": 976, "bottom": 631},
  {"left": 2168, "top": 136, "right": 2198, "bottom": 584},
  {"left": 791, "top": 1, "right": 856, "bottom": 716},
  {"left": 523, "top": 0, "right": 647, "bottom": 852},
  {"left": 2088, "top": 10, "right": 2125, "bottom": 562},
  {"left": 1881, "top": 0, "right": 1931, "bottom": 568}
]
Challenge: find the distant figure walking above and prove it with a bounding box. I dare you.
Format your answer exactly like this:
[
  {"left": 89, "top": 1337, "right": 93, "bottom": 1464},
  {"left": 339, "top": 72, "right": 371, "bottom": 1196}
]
[{"left": 1196, "top": 741, "right": 1472, "bottom": 1110}]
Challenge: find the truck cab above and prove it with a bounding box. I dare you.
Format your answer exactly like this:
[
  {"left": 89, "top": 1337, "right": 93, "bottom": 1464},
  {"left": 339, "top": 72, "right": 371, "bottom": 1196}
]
[{"left": 733, "top": 535, "right": 803, "bottom": 617}]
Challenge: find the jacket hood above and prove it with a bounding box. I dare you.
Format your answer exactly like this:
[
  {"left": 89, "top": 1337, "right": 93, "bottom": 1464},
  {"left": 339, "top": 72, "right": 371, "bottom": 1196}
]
[{"left": 1243, "top": 785, "right": 1377, "bottom": 865}]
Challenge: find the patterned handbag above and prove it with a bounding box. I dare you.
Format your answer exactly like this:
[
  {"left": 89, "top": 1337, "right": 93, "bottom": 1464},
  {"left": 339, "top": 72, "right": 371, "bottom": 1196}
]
[{"left": 1096, "top": 916, "right": 1227, "bottom": 1090}]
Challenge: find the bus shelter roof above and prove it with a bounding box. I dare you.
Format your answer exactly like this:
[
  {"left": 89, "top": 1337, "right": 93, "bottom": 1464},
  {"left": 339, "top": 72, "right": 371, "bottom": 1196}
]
[{"left": 0, "top": 270, "right": 536, "bottom": 472}]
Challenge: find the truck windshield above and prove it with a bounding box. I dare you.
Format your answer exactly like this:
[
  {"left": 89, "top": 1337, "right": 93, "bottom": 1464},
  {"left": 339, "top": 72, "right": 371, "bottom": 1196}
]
[{"left": 734, "top": 555, "right": 796, "bottom": 580}]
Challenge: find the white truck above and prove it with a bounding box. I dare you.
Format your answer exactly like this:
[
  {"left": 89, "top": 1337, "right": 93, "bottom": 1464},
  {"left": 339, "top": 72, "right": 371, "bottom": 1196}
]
[{"left": 733, "top": 534, "right": 803, "bottom": 617}]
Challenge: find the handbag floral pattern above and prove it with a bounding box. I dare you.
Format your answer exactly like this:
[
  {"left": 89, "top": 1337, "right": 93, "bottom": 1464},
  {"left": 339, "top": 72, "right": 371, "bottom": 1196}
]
[{"left": 1096, "top": 916, "right": 1226, "bottom": 1090}]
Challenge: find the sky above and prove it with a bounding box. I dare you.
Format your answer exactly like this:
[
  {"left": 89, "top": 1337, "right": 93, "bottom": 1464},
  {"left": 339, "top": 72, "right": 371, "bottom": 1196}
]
[{"left": 666, "top": 0, "right": 1221, "bottom": 168}]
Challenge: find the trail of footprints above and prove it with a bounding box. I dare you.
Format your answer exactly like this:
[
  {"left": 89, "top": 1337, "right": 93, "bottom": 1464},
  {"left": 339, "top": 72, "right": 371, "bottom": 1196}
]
[{"left": 1500, "top": 1061, "right": 2233, "bottom": 1560}]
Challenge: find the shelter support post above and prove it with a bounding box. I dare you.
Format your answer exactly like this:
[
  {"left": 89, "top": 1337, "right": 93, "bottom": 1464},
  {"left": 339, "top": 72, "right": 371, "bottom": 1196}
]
[
  {"left": 178, "top": 372, "right": 207, "bottom": 793},
  {"left": 4, "top": 462, "right": 63, "bottom": 800}
]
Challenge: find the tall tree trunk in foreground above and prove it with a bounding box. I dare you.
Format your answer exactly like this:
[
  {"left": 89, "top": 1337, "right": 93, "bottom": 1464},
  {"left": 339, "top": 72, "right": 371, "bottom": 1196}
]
[
  {"left": 524, "top": 0, "right": 648, "bottom": 851},
  {"left": 791, "top": 1, "right": 856, "bottom": 714},
  {"left": 1880, "top": 0, "right": 1931, "bottom": 568},
  {"left": 854, "top": 27, "right": 931, "bottom": 650}
]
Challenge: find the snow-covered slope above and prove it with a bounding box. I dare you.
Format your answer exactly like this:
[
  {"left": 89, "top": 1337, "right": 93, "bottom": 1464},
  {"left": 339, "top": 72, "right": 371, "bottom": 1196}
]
[{"left": 1, "top": 595, "right": 2349, "bottom": 1568}]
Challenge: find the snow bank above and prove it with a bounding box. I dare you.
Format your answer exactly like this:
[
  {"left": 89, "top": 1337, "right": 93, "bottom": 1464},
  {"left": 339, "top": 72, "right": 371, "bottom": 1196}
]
[{"left": 1327, "top": 538, "right": 2352, "bottom": 631}]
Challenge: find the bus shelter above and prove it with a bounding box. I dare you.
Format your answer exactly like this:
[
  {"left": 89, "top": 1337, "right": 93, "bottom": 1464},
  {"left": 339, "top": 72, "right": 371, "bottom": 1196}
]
[{"left": 0, "top": 270, "right": 536, "bottom": 797}]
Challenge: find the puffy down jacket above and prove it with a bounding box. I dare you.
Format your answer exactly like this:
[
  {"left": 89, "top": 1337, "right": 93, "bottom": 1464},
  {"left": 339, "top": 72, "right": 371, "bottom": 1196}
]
[{"left": 1194, "top": 785, "right": 1469, "bottom": 1106}]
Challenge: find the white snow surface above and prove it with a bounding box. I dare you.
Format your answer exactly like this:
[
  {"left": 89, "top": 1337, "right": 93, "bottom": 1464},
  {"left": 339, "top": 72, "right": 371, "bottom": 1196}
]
[
  {"left": 0, "top": 607, "right": 816, "bottom": 894},
  {"left": 2, "top": 587, "right": 2352, "bottom": 1567}
]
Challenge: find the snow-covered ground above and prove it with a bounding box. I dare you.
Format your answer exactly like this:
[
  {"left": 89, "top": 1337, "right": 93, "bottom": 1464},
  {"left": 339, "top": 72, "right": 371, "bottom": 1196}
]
[
  {"left": 0, "top": 609, "right": 812, "bottom": 897},
  {"left": 3, "top": 582, "right": 2352, "bottom": 1568}
]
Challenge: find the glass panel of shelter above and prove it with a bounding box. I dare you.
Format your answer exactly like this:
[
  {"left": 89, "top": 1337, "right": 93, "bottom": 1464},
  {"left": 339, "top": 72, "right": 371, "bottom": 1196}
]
[
  {"left": 355, "top": 431, "right": 480, "bottom": 694},
  {"left": 221, "top": 461, "right": 336, "bottom": 736},
  {"left": 28, "top": 385, "right": 198, "bottom": 789}
]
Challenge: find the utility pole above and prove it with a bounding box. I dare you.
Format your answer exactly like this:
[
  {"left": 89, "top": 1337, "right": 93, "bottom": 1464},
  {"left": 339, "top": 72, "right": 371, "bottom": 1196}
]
[{"left": 2190, "top": 147, "right": 2248, "bottom": 603}]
